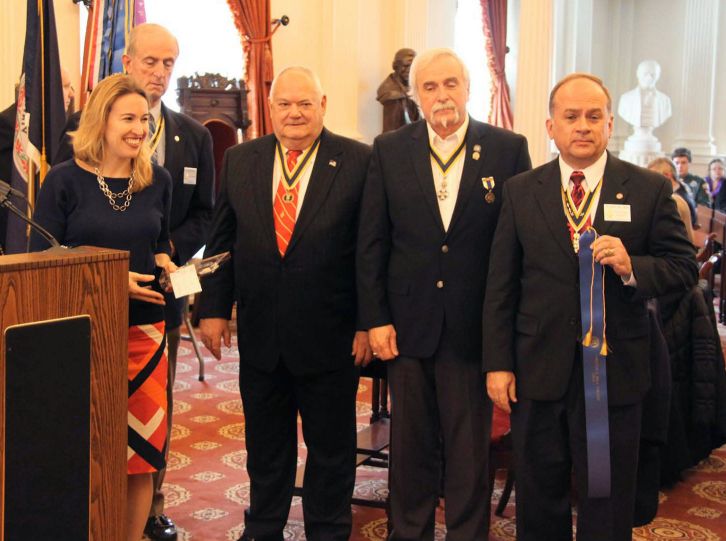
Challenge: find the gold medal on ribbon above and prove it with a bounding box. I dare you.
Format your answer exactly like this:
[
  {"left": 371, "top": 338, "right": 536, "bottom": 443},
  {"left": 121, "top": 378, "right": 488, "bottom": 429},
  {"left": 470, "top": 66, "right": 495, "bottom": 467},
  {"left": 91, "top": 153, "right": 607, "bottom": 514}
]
[
  {"left": 430, "top": 138, "right": 466, "bottom": 201},
  {"left": 482, "top": 177, "right": 496, "bottom": 204},
  {"left": 276, "top": 137, "right": 321, "bottom": 193},
  {"left": 561, "top": 177, "right": 602, "bottom": 253}
]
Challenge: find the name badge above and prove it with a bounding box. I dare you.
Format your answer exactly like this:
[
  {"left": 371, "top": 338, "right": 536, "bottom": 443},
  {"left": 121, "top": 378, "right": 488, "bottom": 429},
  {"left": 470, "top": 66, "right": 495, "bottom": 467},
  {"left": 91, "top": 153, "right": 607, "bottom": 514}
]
[
  {"left": 183, "top": 167, "right": 198, "bottom": 185},
  {"left": 603, "top": 204, "right": 631, "bottom": 222},
  {"left": 169, "top": 264, "right": 202, "bottom": 299}
]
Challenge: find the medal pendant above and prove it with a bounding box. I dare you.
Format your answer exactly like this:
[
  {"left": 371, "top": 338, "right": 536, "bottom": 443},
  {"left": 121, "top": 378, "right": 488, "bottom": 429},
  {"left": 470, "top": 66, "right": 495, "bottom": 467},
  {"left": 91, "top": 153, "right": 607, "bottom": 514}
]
[
  {"left": 282, "top": 191, "right": 294, "bottom": 203},
  {"left": 573, "top": 231, "right": 580, "bottom": 253},
  {"left": 485, "top": 191, "right": 495, "bottom": 204},
  {"left": 437, "top": 188, "right": 448, "bottom": 201}
]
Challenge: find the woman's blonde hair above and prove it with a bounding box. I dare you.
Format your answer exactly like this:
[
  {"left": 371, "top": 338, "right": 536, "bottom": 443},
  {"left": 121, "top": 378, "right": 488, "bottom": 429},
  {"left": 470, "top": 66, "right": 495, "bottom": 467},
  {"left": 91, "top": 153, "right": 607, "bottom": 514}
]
[{"left": 71, "top": 74, "right": 153, "bottom": 191}]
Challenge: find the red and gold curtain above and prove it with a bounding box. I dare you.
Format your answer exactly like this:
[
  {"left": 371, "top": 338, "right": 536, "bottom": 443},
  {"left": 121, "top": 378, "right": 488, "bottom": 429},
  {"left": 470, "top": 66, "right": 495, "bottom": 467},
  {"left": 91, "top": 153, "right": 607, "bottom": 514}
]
[
  {"left": 227, "top": 0, "right": 274, "bottom": 139},
  {"left": 481, "top": 0, "right": 514, "bottom": 130}
]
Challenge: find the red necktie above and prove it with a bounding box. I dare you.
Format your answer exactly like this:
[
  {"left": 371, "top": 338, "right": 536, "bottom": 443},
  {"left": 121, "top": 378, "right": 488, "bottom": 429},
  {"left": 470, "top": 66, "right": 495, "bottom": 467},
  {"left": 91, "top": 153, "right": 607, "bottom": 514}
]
[
  {"left": 568, "top": 170, "right": 591, "bottom": 242},
  {"left": 570, "top": 170, "right": 586, "bottom": 208},
  {"left": 273, "top": 150, "right": 302, "bottom": 256}
]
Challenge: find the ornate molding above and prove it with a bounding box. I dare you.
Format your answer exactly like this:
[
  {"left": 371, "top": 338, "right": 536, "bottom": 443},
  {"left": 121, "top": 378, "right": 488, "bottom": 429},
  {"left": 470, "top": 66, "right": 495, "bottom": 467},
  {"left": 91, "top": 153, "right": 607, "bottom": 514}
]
[{"left": 177, "top": 73, "right": 244, "bottom": 91}]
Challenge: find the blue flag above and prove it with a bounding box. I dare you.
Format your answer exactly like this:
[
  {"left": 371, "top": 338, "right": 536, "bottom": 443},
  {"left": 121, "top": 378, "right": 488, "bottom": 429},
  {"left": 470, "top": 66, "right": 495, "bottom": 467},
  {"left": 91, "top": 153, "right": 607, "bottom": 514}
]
[{"left": 5, "top": 0, "right": 67, "bottom": 253}]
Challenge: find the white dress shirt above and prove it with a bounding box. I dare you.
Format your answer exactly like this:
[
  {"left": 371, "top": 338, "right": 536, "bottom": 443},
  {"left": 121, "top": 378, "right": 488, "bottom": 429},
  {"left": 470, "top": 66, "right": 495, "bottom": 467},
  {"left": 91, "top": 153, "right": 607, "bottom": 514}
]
[
  {"left": 272, "top": 140, "right": 319, "bottom": 209},
  {"left": 557, "top": 151, "right": 607, "bottom": 222},
  {"left": 427, "top": 116, "right": 469, "bottom": 231}
]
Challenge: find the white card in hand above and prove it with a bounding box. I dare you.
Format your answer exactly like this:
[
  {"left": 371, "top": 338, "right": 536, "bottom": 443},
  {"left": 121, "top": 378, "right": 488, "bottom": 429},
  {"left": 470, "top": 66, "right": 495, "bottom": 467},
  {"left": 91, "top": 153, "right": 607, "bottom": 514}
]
[{"left": 169, "top": 264, "right": 202, "bottom": 299}]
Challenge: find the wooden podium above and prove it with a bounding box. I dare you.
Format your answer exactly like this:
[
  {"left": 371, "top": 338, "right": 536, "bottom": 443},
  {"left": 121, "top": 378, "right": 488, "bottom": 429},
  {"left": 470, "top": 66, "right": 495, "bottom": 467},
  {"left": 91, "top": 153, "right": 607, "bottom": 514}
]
[{"left": 0, "top": 247, "right": 129, "bottom": 541}]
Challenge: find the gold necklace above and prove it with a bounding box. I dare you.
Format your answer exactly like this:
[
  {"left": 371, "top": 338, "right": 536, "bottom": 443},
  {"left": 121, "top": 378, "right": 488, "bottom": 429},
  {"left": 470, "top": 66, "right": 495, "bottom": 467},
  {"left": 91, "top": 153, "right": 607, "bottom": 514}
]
[{"left": 95, "top": 167, "right": 135, "bottom": 212}]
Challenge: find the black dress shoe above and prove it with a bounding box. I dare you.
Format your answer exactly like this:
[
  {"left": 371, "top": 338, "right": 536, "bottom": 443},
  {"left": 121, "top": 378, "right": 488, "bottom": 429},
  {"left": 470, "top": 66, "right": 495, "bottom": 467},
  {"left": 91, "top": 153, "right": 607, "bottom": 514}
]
[
  {"left": 144, "top": 514, "right": 178, "bottom": 541},
  {"left": 237, "top": 534, "right": 283, "bottom": 541}
]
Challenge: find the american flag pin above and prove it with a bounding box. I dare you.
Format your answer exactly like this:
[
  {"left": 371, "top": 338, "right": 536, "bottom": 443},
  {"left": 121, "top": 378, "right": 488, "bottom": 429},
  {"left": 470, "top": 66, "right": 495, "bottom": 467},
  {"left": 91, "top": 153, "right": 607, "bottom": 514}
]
[{"left": 329, "top": 160, "right": 337, "bottom": 167}]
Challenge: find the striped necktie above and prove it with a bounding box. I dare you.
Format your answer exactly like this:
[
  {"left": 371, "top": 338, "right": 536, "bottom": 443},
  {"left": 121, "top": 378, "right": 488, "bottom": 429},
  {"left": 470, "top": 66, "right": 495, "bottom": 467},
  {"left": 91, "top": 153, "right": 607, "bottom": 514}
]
[
  {"left": 571, "top": 170, "right": 586, "bottom": 209},
  {"left": 148, "top": 115, "right": 158, "bottom": 164},
  {"left": 273, "top": 150, "right": 303, "bottom": 256}
]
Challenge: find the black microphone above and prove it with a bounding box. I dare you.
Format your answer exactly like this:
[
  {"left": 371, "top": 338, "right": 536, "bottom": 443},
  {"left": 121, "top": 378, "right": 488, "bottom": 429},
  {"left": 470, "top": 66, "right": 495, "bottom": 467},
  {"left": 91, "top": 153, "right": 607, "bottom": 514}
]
[
  {"left": 0, "top": 179, "right": 29, "bottom": 202},
  {"left": 0, "top": 189, "right": 60, "bottom": 249}
]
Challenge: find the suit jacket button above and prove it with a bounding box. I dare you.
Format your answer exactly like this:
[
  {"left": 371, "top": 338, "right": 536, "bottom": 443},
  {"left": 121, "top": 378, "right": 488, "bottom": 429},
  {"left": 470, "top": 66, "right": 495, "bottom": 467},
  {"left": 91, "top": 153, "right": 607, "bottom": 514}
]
[
  {"left": 436, "top": 280, "right": 444, "bottom": 289},
  {"left": 569, "top": 317, "right": 576, "bottom": 326},
  {"left": 441, "top": 245, "right": 449, "bottom": 253}
]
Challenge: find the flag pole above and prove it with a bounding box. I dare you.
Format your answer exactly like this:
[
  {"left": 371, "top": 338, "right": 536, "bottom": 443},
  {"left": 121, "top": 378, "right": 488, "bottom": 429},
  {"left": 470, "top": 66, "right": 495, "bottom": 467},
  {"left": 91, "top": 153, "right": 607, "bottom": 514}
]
[{"left": 37, "top": 0, "right": 48, "bottom": 186}]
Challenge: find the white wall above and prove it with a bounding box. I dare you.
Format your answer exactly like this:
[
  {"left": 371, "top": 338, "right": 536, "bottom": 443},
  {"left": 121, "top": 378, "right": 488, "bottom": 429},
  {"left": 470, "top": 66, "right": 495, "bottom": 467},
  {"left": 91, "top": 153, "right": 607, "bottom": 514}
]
[
  {"left": 0, "top": 1, "right": 79, "bottom": 110},
  {"left": 271, "top": 0, "right": 456, "bottom": 142}
]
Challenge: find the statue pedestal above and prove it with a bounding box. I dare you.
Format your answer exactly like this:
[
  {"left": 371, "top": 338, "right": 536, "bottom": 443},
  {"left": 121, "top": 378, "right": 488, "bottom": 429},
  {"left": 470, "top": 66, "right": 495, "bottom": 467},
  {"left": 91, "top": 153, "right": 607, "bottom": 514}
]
[{"left": 619, "top": 127, "right": 663, "bottom": 167}]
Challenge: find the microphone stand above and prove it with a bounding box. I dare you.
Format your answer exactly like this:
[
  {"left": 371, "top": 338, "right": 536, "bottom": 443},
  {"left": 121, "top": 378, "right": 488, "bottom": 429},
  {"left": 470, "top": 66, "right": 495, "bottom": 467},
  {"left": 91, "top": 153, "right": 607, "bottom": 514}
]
[{"left": 0, "top": 195, "right": 60, "bottom": 249}]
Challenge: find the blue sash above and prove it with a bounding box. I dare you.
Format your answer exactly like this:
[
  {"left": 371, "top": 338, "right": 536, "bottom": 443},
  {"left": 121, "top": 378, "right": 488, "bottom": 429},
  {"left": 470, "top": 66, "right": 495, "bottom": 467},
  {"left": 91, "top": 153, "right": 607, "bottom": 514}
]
[{"left": 577, "top": 229, "right": 611, "bottom": 498}]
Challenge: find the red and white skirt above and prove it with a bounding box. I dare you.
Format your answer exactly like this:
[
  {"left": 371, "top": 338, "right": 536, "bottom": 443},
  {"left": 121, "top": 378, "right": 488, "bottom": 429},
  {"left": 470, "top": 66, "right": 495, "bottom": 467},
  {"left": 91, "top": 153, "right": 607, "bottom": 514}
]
[{"left": 127, "top": 321, "right": 168, "bottom": 474}]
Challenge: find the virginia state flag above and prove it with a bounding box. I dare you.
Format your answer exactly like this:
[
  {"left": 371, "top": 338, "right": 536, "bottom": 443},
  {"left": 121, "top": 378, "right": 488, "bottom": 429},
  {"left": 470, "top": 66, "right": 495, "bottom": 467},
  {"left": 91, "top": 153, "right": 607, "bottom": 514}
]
[{"left": 5, "top": 0, "right": 67, "bottom": 253}]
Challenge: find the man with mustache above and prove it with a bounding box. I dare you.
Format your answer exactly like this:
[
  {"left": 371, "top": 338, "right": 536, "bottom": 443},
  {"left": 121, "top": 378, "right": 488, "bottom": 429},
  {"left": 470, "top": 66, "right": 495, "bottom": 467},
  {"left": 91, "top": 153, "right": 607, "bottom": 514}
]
[{"left": 357, "top": 48, "right": 531, "bottom": 540}]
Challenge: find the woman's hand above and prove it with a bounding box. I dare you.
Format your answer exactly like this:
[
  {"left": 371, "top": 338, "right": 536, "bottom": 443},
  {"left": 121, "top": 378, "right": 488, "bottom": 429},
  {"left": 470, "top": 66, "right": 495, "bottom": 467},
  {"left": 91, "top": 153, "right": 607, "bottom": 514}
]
[
  {"left": 129, "top": 271, "right": 166, "bottom": 305},
  {"left": 155, "top": 253, "right": 178, "bottom": 292}
]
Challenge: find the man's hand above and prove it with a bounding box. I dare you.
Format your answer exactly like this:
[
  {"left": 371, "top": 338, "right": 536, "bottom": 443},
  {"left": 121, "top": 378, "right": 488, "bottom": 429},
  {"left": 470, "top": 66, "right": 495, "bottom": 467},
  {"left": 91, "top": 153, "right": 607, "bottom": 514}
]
[
  {"left": 487, "top": 371, "right": 517, "bottom": 413},
  {"left": 352, "top": 331, "right": 373, "bottom": 367},
  {"left": 369, "top": 324, "right": 399, "bottom": 361},
  {"left": 592, "top": 235, "right": 632, "bottom": 278},
  {"left": 199, "top": 317, "right": 231, "bottom": 360}
]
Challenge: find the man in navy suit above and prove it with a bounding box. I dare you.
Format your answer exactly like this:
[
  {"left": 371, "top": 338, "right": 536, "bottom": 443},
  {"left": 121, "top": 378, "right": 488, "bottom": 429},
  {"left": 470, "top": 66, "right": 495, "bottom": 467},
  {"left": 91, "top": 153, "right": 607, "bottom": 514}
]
[
  {"left": 54, "top": 24, "right": 215, "bottom": 541},
  {"left": 357, "top": 48, "right": 531, "bottom": 540},
  {"left": 198, "top": 67, "right": 372, "bottom": 541},
  {"left": 483, "top": 73, "right": 697, "bottom": 540}
]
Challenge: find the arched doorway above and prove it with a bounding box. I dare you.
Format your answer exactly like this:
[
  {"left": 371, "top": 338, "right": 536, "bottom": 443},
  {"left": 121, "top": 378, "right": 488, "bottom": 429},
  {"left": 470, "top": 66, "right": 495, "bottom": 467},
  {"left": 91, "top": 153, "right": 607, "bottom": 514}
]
[{"left": 204, "top": 119, "right": 238, "bottom": 193}]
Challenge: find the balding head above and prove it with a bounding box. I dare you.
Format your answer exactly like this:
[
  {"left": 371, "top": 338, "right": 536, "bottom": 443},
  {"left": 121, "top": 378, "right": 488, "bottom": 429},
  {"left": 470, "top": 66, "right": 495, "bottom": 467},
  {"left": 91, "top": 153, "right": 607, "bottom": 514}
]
[
  {"left": 126, "top": 23, "right": 179, "bottom": 58},
  {"left": 270, "top": 67, "right": 324, "bottom": 102}
]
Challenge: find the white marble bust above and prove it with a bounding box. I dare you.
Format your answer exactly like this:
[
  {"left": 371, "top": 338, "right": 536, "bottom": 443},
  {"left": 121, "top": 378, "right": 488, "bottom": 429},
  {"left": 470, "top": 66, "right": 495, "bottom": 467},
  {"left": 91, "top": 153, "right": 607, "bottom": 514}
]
[{"left": 618, "top": 60, "right": 672, "bottom": 129}]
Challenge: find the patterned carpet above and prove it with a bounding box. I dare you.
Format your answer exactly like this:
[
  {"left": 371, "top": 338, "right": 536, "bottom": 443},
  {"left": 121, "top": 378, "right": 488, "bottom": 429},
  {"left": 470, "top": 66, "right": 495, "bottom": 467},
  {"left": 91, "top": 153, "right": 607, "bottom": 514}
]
[{"left": 154, "top": 333, "right": 726, "bottom": 541}]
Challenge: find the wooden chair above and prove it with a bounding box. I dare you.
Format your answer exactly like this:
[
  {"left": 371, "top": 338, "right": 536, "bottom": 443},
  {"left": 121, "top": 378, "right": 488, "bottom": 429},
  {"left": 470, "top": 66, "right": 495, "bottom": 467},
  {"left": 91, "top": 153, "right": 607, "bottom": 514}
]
[{"left": 694, "top": 204, "right": 715, "bottom": 262}]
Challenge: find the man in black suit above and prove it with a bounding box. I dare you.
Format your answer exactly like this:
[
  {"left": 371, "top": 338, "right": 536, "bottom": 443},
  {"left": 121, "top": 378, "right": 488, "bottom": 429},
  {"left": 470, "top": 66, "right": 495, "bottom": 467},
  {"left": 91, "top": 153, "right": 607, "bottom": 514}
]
[
  {"left": 197, "top": 67, "right": 372, "bottom": 541},
  {"left": 483, "top": 73, "right": 697, "bottom": 541},
  {"left": 357, "top": 48, "right": 531, "bottom": 540},
  {"left": 54, "top": 23, "right": 215, "bottom": 541}
]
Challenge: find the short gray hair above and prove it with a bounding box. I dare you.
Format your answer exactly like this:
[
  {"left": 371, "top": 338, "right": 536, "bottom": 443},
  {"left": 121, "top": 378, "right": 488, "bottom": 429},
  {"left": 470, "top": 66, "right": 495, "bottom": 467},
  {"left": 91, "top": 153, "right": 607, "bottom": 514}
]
[
  {"left": 408, "top": 48, "right": 470, "bottom": 105},
  {"left": 648, "top": 157, "right": 677, "bottom": 179},
  {"left": 269, "top": 66, "right": 324, "bottom": 101}
]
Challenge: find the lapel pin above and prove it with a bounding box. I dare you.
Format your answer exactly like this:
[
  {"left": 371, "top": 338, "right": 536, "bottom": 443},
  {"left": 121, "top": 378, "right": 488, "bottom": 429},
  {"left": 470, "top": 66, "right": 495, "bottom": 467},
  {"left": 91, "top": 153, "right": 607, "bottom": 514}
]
[
  {"left": 472, "top": 144, "right": 481, "bottom": 161},
  {"left": 328, "top": 159, "right": 337, "bottom": 168},
  {"left": 482, "top": 177, "right": 496, "bottom": 203},
  {"left": 616, "top": 192, "right": 624, "bottom": 200},
  {"left": 174, "top": 135, "right": 180, "bottom": 142}
]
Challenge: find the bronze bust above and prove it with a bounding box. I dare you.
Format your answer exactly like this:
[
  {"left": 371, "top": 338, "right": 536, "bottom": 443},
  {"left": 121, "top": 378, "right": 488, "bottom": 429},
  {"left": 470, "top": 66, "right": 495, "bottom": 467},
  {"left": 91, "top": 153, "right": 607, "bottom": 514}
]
[{"left": 377, "top": 48, "right": 420, "bottom": 133}]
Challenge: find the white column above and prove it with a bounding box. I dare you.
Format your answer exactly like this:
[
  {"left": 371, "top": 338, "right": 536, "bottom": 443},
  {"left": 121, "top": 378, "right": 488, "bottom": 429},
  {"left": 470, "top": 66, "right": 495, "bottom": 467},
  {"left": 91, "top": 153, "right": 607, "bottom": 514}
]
[
  {"left": 673, "top": 0, "right": 718, "bottom": 157},
  {"left": 318, "top": 0, "right": 364, "bottom": 140},
  {"left": 514, "top": 0, "right": 554, "bottom": 167}
]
